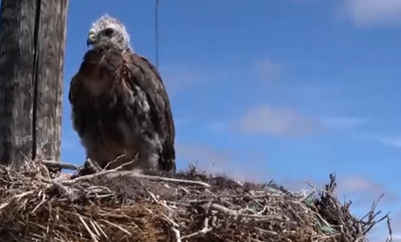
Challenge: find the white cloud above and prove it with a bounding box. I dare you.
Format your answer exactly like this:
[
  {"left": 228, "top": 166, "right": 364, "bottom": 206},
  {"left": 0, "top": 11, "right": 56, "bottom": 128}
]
[
  {"left": 379, "top": 136, "right": 401, "bottom": 148},
  {"left": 174, "top": 116, "right": 194, "bottom": 127},
  {"left": 177, "top": 143, "right": 231, "bottom": 167},
  {"left": 280, "top": 175, "right": 398, "bottom": 206},
  {"left": 208, "top": 122, "right": 226, "bottom": 132},
  {"left": 337, "top": 176, "right": 399, "bottom": 206},
  {"left": 61, "top": 140, "right": 76, "bottom": 150},
  {"left": 299, "top": 0, "right": 401, "bottom": 26},
  {"left": 239, "top": 104, "right": 323, "bottom": 137},
  {"left": 340, "top": 0, "right": 401, "bottom": 27},
  {"left": 159, "top": 64, "right": 203, "bottom": 96},
  {"left": 257, "top": 60, "right": 283, "bottom": 83},
  {"left": 176, "top": 143, "right": 269, "bottom": 182},
  {"left": 320, "top": 117, "right": 367, "bottom": 130},
  {"left": 339, "top": 176, "right": 375, "bottom": 191},
  {"left": 61, "top": 128, "right": 78, "bottom": 150}
]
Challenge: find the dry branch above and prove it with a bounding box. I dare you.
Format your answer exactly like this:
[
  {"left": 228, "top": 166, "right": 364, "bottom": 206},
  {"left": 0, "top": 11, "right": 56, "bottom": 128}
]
[
  {"left": 0, "top": 160, "right": 392, "bottom": 242},
  {"left": 41, "top": 159, "right": 80, "bottom": 170}
]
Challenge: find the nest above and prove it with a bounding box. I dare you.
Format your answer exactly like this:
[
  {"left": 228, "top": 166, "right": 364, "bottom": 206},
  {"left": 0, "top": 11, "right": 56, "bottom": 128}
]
[{"left": 0, "top": 160, "right": 393, "bottom": 242}]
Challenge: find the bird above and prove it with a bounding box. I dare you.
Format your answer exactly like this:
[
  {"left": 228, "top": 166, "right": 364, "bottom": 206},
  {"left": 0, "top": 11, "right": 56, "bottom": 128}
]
[{"left": 68, "top": 14, "right": 176, "bottom": 176}]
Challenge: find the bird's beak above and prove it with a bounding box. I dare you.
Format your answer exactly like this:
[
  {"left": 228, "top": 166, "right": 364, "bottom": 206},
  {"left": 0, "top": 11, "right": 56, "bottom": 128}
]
[{"left": 87, "top": 32, "right": 97, "bottom": 47}]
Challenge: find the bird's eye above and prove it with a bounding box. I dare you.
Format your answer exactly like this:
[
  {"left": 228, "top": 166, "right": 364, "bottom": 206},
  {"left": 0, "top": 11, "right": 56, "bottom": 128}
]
[{"left": 104, "top": 28, "right": 114, "bottom": 37}]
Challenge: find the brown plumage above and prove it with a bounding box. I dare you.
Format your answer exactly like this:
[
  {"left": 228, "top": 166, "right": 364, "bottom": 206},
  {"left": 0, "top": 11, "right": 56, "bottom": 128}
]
[{"left": 68, "top": 14, "right": 176, "bottom": 176}]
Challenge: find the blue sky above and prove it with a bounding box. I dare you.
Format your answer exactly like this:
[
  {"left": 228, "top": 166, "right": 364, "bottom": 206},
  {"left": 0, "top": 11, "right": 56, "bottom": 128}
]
[{"left": 61, "top": 0, "right": 400, "bottom": 240}]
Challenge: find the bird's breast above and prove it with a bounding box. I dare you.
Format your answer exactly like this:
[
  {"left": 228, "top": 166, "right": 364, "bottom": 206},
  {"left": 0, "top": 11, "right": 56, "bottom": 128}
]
[{"left": 84, "top": 71, "right": 113, "bottom": 98}]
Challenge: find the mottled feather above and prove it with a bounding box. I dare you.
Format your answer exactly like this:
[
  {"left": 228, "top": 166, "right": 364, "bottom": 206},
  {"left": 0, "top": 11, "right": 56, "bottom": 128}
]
[{"left": 69, "top": 38, "right": 175, "bottom": 176}]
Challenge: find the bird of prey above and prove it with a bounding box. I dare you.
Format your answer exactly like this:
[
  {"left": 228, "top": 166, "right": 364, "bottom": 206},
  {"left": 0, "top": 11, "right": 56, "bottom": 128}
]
[{"left": 68, "top": 14, "right": 176, "bottom": 176}]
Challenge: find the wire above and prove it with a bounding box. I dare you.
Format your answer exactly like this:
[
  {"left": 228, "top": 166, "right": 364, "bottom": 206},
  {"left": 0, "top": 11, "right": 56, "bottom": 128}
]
[
  {"left": 31, "top": 0, "right": 42, "bottom": 161},
  {"left": 155, "top": 0, "right": 159, "bottom": 68}
]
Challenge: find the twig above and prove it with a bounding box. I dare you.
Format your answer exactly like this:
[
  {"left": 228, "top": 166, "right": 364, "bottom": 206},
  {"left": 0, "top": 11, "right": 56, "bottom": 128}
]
[
  {"left": 298, "top": 189, "right": 316, "bottom": 203},
  {"left": 111, "top": 171, "right": 211, "bottom": 187},
  {"left": 60, "top": 168, "right": 119, "bottom": 185},
  {"left": 51, "top": 180, "right": 79, "bottom": 201},
  {"left": 78, "top": 215, "right": 99, "bottom": 242},
  {"left": 181, "top": 200, "right": 214, "bottom": 240},
  {"left": 147, "top": 189, "right": 175, "bottom": 211},
  {"left": 160, "top": 211, "right": 182, "bottom": 242},
  {"left": 103, "top": 152, "right": 130, "bottom": 170},
  {"left": 204, "top": 203, "right": 282, "bottom": 223},
  {"left": 385, "top": 216, "right": 393, "bottom": 242},
  {"left": 172, "top": 228, "right": 182, "bottom": 242},
  {"left": 0, "top": 163, "right": 392, "bottom": 242},
  {"left": 41, "top": 160, "right": 80, "bottom": 170},
  {"left": 181, "top": 226, "right": 212, "bottom": 240},
  {"left": 71, "top": 169, "right": 211, "bottom": 187}
]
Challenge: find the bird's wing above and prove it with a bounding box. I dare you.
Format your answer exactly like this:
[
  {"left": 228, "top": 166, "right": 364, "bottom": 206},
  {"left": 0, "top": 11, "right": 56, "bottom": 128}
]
[
  {"left": 124, "top": 52, "right": 176, "bottom": 171},
  {"left": 68, "top": 50, "right": 100, "bottom": 138},
  {"left": 68, "top": 68, "right": 87, "bottom": 137}
]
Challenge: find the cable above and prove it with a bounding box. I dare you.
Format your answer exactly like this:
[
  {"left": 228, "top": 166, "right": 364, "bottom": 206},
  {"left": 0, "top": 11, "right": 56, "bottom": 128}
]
[
  {"left": 32, "top": 0, "right": 42, "bottom": 161},
  {"left": 155, "top": 0, "right": 159, "bottom": 68}
]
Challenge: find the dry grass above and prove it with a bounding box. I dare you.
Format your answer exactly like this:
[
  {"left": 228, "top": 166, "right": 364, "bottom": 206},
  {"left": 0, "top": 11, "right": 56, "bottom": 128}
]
[{"left": 0, "top": 160, "right": 393, "bottom": 242}]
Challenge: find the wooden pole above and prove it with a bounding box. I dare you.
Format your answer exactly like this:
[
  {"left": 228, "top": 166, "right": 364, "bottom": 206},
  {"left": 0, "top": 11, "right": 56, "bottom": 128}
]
[{"left": 0, "top": 0, "right": 69, "bottom": 168}]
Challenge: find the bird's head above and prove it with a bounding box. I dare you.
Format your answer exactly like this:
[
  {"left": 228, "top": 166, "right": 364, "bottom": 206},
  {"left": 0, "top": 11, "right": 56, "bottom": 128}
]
[{"left": 87, "top": 14, "right": 132, "bottom": 51}]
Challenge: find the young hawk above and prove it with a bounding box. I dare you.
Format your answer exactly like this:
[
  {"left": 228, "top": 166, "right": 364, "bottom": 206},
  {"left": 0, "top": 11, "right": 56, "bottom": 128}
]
[{"left": 68, "top": 14, "right": 176, "bottom": 176}]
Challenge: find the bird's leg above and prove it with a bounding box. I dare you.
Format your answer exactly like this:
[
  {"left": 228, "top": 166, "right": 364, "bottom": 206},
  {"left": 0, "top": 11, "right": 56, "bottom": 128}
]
[
  {"left": 133, "top": 136, "right": 161, "bottom": 171},
  {"left": 84, "top": 157, "right": 103, "bottom": 173},
  {"left": 71, "top": 157, "right": 102, "bottom": 178},
  {"left": 138, "top": 169, "right": 177, "bottom": 178},
  {"left": 130, "top": 150, "right": 176, "bottom": 178},
  {"left": 135, "top": 150, "right": 159, "bottom": 171}
]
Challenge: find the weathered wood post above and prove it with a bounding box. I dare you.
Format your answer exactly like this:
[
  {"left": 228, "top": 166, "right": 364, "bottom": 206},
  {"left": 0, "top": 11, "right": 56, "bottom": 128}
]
[{"left": 0, "top": 0, "right": 69, "bottom": 168}]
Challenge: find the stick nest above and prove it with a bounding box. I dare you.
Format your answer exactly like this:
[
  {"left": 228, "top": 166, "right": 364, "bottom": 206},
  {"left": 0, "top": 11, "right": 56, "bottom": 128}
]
[{"left": 0, "top": 160, "right": 392, "bottom": 242}]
